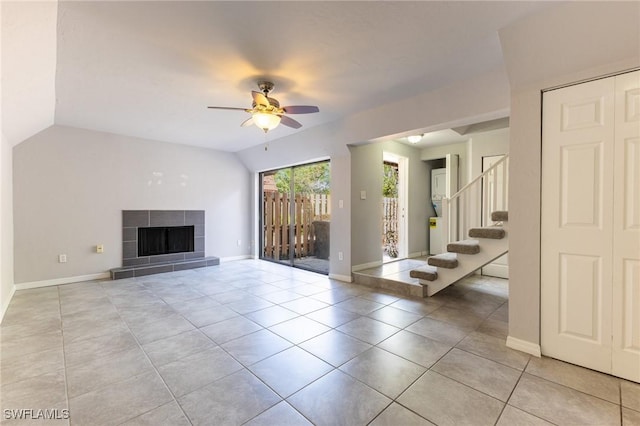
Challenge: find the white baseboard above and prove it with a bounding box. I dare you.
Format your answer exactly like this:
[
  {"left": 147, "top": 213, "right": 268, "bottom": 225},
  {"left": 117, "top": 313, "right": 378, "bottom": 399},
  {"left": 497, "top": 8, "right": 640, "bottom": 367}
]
[
  {"left": 506, "top": 336, "right": 541, "bottom": 357},
  {"left": 329, "top": 273, "right": 352, "bottom": 283},
  {"left": 220, "top": 255, "right": 253, "bottom": 263},
  {"left": 482, "top": 263, "right": 509, "bottom": 279},
  {"left": 409, "top": 251, "right": 428, "bottom": 258},
  {"left": 0, "top": 284, "right": 16, "bottom": 324},
  {"left": 352, "top": 261, "right": 382, "bottom": 272},
  {"left": 14, "top": 272, "right": 111, "bottom": 291}
]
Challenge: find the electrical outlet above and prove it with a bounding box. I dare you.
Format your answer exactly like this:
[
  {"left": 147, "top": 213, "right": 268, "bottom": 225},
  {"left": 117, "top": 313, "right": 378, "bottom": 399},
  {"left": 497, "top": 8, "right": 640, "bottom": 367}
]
[
  {"left": 96, "top": 244, "right": 104, "bottom": 253},
  {"left": 58, "top": 254, "right": 67, "bottom": 263},
  {"left": 338, "top": 251, "right": 344, "bottom": 261}
]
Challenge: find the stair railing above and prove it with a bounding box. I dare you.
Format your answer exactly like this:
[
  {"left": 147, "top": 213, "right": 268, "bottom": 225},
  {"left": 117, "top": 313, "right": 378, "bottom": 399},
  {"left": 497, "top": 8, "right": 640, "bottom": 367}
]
[{"left": 441, "top": 155, "right": 509, "bottom": 252}]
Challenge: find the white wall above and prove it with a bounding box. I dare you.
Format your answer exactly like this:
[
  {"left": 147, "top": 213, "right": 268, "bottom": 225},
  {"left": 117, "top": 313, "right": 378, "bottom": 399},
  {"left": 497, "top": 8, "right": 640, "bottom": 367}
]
[
  {"left": 1, "top": 134, "right": 15, "bottom": 321},
  {"left": 500, "top": 1, "right": 640, "bottom": 350},
  {"left": 13, "top": 125, "right": 252, "bottom": 285},
  {"left": 327, "top": 154, "right": 352, "bottom": 281},
  {"left": 468, "top": 127, "right": 509, "bottom": 181},
  {"left": 1, "top": 1, "right": 57, "bottom": 147}
]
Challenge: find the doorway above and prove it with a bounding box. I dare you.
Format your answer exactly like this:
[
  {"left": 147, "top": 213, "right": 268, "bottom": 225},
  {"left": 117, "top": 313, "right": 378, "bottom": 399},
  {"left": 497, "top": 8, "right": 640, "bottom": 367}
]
[
  {"left": 259, "top": 161, "right": 331, "bottom": 274},
  {"left": 382, "top": 152, "right": 408, "bottom": 262}
]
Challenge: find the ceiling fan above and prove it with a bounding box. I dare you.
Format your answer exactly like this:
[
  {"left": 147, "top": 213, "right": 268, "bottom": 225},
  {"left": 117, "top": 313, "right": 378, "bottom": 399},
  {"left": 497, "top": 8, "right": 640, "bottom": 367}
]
[{"left": 207, "top": 81, "right": 319, "bottom": 133}]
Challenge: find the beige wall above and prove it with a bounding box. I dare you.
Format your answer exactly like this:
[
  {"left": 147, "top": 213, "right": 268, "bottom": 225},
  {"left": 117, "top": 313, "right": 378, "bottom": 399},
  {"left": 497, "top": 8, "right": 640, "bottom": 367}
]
[
  {"left": 13, "top": 126, "right": 252, "bottom": 285},
  {"left": 501, "top": 1, "right": 640, "bottom": 349}
]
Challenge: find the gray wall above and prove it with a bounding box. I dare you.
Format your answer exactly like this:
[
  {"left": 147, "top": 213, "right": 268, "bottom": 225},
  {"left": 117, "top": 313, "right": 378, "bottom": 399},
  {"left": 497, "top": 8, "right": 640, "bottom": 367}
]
[
  {"left": 13, "top": 125, "right": 252, "bottom": 284},
  {"left": 350, "top": 140, "right": 429, "bottom": 268},
  {"left": 500, "top": 1, "right": 640, "bottom": 346}
]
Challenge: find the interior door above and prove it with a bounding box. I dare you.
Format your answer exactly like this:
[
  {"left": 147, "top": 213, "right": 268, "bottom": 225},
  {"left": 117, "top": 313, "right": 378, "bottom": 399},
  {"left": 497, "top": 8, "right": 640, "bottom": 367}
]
[
  {"left": 611, "top": 70, "right": 640, "bottom": 381},
  {"left": 481, "top": 155, "right": 508, "bottom": 278},
  {"left": 541, "top": 76, "right": 616, "bottom": 374}
]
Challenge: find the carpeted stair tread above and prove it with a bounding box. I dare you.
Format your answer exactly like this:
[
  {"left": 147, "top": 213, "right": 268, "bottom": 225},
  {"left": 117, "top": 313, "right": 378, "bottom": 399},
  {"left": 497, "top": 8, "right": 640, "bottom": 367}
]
[
  {"left": 447, "top": 239, "right": 480, "bottom": 255},
  {"left": 491, "top": 211, "right": 508, "bottom": 222},
  {"left": 469, "top": 226, "right": 505, "bottom": 239},
  {"left": 410, "top": 265, "right": 438, "bottom": 281},
  {"left": 427, "top": 253, "right": 458, "bottom": 269}
]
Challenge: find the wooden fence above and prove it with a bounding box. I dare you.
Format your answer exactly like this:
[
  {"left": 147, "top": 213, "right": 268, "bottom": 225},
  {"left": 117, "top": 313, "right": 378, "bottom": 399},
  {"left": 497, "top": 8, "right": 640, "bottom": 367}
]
[
  {"left": 262, "top": 192, "right": 330, "bottom": 260},
  {"left": 382, "top": 197, "right": 398, "bottom": 257}
]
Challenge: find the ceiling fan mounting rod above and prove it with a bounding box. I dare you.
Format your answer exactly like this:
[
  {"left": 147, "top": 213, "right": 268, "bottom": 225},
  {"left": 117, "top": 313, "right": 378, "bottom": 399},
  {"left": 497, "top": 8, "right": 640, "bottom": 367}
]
[{"left": 257, "top": 81, "right": 274, "bottom": 96}]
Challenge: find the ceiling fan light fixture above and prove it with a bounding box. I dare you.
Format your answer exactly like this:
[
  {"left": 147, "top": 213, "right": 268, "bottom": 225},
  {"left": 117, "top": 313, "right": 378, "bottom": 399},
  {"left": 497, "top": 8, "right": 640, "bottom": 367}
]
[
  {"left": 253, "top": 111, "right": 281, "bottom": 132},
  {"left": 407, "top": 134, "right": 423, "bottom": 143}
]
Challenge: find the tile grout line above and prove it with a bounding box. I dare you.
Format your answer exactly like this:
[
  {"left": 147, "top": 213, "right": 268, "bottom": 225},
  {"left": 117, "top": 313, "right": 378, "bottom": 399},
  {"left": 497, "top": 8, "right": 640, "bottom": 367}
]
[
  {"left": 105, "top": 277, "right": 196, "bottom": 426},
  {"left": 57, "top": 285, "right": 72, "bottom": 426}
]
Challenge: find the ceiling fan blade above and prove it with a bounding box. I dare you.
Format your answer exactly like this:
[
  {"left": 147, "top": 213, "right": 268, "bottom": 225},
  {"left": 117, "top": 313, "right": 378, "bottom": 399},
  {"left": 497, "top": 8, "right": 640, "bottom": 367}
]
[
  {"left": 207, "top": 106, "right": 249, "bottom": 111},
  {"left": 282, "top": 105, "right": 319, "bottom": 114},
  {"left": 252, "top": 91, "right": 270, "bottom": 107},
  {"left": 240, "top": 117, "right": 254, "bottom": 127},
  {"left": 280, "top": 115, "right": 303, "bottom": 129}
]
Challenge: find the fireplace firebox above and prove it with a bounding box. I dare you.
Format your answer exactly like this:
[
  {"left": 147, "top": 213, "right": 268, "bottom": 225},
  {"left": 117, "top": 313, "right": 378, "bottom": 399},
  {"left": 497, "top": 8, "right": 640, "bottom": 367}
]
[{"left": 138, "top": 226, "right": 194, "bottom": 257}]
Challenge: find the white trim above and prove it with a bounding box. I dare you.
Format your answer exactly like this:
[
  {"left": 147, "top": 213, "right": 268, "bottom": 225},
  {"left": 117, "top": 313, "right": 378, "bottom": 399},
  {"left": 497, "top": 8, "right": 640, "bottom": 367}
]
[
  {"left": 15, "top": 272, "right": 111, "bottom": 290},
  {"left": 506, "top": 336, "right": 541, "bottom": 357},
  {"left": 481, "top": 263, "right": 509, "bottom": 279},
  {"left": 409, "top": 251, "right": 428, "bottom": 258},
  {"left": 0, "top": 284, "right": 16, "bottom": 324},
  {"left": 220, "top": 255, "right": 253, "bottom": 263},
  {"left": 329, "top": 273, "right": 352, "bottom": 283},
  {"left": 352, "top": 261, "right": 382, "bottom": 272}
]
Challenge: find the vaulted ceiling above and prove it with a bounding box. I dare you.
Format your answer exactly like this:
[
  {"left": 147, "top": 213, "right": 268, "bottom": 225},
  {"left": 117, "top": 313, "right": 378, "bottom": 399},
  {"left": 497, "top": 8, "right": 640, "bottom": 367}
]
[{"left": 5, "top": 1, "right": 558, "bottom": 152}]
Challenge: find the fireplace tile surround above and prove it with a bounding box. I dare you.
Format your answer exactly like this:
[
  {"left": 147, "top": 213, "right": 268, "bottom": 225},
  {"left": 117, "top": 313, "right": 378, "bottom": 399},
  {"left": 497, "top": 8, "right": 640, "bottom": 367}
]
[{"left": 110, "top": 210, "right": 219, "bottom": 280}]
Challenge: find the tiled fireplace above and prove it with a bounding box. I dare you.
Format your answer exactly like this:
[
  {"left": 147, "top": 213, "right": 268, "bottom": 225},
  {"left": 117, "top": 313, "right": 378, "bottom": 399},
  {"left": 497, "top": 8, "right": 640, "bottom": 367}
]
[{"left": 110, "top": 210, "right": 219, "bottom": 279}]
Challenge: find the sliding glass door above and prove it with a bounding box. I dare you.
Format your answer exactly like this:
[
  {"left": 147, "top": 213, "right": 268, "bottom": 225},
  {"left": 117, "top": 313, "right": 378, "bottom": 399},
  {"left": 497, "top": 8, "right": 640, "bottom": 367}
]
[{"left": 259, "top": 161, "right": 330, "bottom": 274}]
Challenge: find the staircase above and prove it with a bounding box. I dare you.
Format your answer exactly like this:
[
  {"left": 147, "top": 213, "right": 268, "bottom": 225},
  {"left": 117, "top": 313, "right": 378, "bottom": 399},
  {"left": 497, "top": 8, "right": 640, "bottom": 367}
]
[{"left": 410, "top": 211, "right": 508, "bottom": 296}]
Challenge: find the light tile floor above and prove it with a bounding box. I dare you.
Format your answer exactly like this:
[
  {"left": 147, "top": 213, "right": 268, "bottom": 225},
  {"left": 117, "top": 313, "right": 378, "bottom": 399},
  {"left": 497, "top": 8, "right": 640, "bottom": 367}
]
[{"left": 1, "top": 259, "right": 639, "bottom": 425}]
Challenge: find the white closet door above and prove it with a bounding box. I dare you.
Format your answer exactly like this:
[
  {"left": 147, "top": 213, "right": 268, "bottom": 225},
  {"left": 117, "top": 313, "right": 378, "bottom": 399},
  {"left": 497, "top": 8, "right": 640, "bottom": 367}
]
[
  {"left": 541, "top": 77, "right": 616, "bottom": 373},
  {"left": 612, "top": 70, "right": 640, "bottom": 382}
]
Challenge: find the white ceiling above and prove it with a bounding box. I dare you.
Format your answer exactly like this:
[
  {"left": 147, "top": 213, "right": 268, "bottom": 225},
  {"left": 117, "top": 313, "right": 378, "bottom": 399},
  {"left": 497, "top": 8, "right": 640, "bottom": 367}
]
[{"left": 52, "top": 1, "right": 555, "bottom": 152}]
